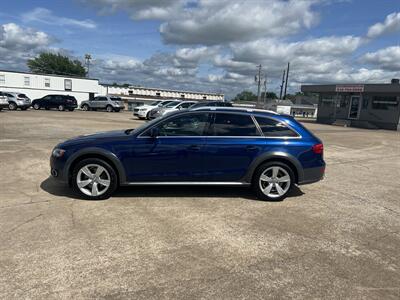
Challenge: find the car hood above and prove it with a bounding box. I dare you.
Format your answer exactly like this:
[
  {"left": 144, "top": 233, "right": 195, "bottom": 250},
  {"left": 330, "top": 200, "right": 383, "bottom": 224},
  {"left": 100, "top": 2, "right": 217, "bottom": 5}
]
[
  {"left": 136, "top": 105, "right": 156, "bottom": 110},
  {"left": 60, "top": 130, "right": 129, "bottom": 147}
]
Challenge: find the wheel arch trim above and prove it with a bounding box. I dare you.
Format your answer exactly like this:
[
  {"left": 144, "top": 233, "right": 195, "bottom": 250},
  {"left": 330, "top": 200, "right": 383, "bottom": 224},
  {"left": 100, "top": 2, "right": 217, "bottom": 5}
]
[
  {"left": 241, "top": 151, "right": 304, "bottom": 184},
  {"left": 65, "top": 147, "right": 126, "bottom": 184}
]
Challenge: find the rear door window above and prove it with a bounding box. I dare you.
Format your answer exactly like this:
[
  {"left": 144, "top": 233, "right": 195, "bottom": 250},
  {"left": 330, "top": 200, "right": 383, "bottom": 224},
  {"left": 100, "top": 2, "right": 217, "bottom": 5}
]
[
  {"left": 210, "top": 113, "right": 260, "bottom": 136},
  {"left": 255, "top": 117, "right": 299, "bottom": 137}
]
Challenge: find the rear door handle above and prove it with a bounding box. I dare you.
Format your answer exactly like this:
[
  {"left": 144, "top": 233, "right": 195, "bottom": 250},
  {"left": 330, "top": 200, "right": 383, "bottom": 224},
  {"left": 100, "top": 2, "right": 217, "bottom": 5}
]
[
  {"left": 246, "top": 145, "right": 258, "bottom": 151},
  {"left": 187, "top": 145, "right": 201, "bottom": 151}
]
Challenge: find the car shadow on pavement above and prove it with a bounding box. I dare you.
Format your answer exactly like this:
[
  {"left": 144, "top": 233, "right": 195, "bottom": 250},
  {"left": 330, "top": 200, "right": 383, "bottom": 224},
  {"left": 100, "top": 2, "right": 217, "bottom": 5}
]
[{"left": 40, "top": 177, "right": 305, "bottom": 202}]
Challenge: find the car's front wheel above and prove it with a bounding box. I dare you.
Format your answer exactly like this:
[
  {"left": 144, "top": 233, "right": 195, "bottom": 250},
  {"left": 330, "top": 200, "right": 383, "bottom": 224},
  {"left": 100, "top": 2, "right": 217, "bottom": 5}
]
[
  {"left": 106, "top": 105, "right": 113, "bottom": 112},
  {"left": 82, "top": 104, "right": 89, "bottom": 111},
  {"left": 8, "top": 102, "right": 17, "bottom": 110},
  {"left": 72, "top": 158, "right": 118, "bottom": 200},
  {"left": 252, "top": 161, "right": 294, "bottom": 201}
]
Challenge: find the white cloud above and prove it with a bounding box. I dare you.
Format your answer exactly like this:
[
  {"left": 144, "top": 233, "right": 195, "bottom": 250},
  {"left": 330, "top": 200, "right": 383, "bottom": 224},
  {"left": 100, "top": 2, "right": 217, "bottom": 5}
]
[
  {"left": 362, "top": 46, "right": 400, "bottom": 71},
  {"left": 80, "top": 0, "right": 183, "bottom": 20},
  {"left": 22, "top": 7, "right": 97, "bottom": 29},
  {"left": 367, "top": 12, "right": 400, "bottom": 39},
  {"left": 0, "top": 23, "right": 57, "bottom": 69},
  {"left": 160, "top": 0, "right": 318, "bottom": 45}
]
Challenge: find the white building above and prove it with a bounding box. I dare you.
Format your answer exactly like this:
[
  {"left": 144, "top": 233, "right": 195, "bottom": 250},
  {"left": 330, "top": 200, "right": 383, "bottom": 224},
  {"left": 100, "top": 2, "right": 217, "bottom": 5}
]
[
  {"left": 101, "top": 85, "right": 224, "bottom": 101},
  {"left": 0, "top": 70, "right": 101, "bottom": 104},
  {"left": 0, "top": 69, "right": 225, "bottom": 108}
]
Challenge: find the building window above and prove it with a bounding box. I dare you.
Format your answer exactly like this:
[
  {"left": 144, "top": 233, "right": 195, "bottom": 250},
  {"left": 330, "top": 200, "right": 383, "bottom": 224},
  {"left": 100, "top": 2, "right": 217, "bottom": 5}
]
[
  {"left": 181, "top": 94, "right": 185, "bottom": 98},
  {"left": 372, "top": 96, "right": 398, "bottom": 110},
  {"left": 24, "top": 76, "right": 30, "bottom": 86},
  {"left": 203, "top": 96, "right": 207, "bottom": 100},
  {"left": 45, "top": 78, "right": 50, "bottom": 87},
  {"left": 64, "top": 79, "right": 72, "bottom": 91},
  {"left": 156, "top": 92, "right": 161, "bottom": 96},
  {"left": 0, "top": 74, "right": 5, "bottom": 85},
  {"left": 128, "top": 90, "right": 133, "bottom": 95}
]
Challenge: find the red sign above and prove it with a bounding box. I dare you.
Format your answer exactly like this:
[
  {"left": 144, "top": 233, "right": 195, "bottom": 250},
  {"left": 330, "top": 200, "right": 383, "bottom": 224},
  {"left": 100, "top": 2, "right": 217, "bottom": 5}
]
[{"left": 335, "top": 85, "right": 364, "bottom": 92}]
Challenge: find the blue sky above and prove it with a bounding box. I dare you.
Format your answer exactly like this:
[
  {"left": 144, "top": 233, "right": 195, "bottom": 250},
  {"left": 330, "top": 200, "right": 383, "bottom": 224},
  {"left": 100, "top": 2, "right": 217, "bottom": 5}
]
[{"left": 0, "top": 0, "right": 399, "bottom": 98}]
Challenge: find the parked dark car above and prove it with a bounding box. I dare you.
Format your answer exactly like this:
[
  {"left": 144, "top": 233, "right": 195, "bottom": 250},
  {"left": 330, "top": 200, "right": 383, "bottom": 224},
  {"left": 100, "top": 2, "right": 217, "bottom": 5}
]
[
  {"left": 50, "top": 107, "right": 325, "bottom": 201},
  {"left": 189, "top": 101, "right": 232, "bottom": 109},
  {"left": 32, "top": 95, "right": 78, "bottom": 111}
]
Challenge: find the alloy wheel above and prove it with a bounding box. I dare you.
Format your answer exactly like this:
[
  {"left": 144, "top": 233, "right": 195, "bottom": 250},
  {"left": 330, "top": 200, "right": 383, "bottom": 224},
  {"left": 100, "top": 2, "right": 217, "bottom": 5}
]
[
  {"left": 9, "top": 102, "right": 17, "bottom": 110},
  {"left": 76, "top": 164, "right": 111, "bottom": 197},
  {"left": 259, "top": 166, "right": 291, "bottom": 198}
]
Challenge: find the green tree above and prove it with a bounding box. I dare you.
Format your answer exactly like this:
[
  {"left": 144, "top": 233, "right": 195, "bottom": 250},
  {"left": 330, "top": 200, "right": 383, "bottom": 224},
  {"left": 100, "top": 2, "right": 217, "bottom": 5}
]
[
  {"left": 232, "top": 90, "right": 257, "bottom": 102},
  {"left": 27, "top": 52, "right": 86, "bottom": 77},
  {"left": 261, "top": 92, "right": 278, "bottom": 99}
]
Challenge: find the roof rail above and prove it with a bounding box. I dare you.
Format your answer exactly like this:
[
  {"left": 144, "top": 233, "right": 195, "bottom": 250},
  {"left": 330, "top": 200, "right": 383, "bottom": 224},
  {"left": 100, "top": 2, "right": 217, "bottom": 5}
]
[{"left": 190, "top": 106, "right": 278, "bottom": 114}]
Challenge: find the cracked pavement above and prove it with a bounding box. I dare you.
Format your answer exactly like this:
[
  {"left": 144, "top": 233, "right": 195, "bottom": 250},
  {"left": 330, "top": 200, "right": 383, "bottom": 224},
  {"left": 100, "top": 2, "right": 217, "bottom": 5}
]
[{"left": 0, "top": 110, "right": 399, "bottom": 299}]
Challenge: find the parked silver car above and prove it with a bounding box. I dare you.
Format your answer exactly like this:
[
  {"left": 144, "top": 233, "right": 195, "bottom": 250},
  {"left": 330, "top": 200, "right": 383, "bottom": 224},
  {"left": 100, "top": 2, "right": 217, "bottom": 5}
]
[
  {"left": 80, "top": 95, "right": 125, "bottom": 112},
  {"left": 2, "top": 92, "right": 31, "bottom": 110},
  {"left": 0, "top": 92, "right": 9, "bottom": 111}
]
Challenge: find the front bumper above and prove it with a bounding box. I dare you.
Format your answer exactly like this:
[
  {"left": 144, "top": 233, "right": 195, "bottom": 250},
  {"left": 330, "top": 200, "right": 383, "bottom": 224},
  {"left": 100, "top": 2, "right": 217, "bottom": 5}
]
[
  {"left": 298, "top": 164, "right": 325, "bottom": 185},
  {"left": 50, "top": 155, "right": 68, "bottom": 183}
]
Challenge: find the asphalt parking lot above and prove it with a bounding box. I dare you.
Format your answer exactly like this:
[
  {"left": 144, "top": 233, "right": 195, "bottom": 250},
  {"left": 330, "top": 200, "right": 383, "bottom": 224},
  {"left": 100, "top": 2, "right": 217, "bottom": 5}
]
[{"left": 1, "top": 109, "right": 399, "bottom": 299}]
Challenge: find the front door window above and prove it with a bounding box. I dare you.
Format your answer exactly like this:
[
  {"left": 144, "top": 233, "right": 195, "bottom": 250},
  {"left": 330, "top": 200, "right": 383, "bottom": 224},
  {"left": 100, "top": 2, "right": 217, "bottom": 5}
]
[{"left": 348, "top": 96, "right": 361, "bottom": 119}]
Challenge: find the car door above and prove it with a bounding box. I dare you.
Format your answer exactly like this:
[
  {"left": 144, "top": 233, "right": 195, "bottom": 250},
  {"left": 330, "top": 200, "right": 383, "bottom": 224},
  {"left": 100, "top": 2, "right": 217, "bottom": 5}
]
[
  {"left": 124, "top": 112, "right": 211, "bottom": 182},
  {"left": 41, "top": 95, "right": 53, "bottom": 108},
  {"left": 97, "top": 96, "right": 108, "bottom": 109},
  {"left": 203, "top": 112, "right": 266, "bottom": 181}
]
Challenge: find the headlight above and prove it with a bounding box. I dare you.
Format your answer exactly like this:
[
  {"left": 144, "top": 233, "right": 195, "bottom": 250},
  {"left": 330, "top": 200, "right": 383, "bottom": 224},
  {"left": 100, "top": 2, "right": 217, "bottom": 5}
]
[{"left": 52, "top": 148, "right": 66, "bottom": 157}]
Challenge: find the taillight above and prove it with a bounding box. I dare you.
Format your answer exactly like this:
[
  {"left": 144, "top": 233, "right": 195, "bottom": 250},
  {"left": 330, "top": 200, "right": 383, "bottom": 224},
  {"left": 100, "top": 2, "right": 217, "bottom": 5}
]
[{"left": 312, "top": 143, "right": 324, "bottom": 154}]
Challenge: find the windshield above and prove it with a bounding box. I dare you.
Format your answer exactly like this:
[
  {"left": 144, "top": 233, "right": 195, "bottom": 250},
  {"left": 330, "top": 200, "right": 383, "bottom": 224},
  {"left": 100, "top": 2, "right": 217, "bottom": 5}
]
[
  {"left": 18, "top": 94, "right": 28, "bottom": 98},
  {"left": 165, "top": 101, "right": 180, "bottom": 108},
  {"left": 110, "top": 97, "right": 122, "bottom": 101},
  {"left": 159, "top": 101, "right": 172, "bottom": 107}
]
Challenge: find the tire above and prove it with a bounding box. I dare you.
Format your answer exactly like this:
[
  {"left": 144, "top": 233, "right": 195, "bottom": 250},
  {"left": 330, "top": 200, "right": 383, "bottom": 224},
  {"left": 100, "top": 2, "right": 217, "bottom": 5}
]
[
  {"left": 21, "top": 107, "right": 28, "bottom": 111},
  {"left": 33, "top": 103, "right": 40, "bottom": 110},
  {"left": 146, "top": 111, "right": 151, "bottom": 119},
  {"left": 114, "top": 108, "right": 120, "bottom": 112},
  {"left": 72, "top": 158, "right": 118, "bottom": 200},
  {"left": 252, "top": 161, "right": 295, "bottom": 201},
  {"left": 68, "top": 108, "right": 74, "bottom": 111},
  {"left": 45, "top": 107, "right": 50, "bottom": 110},
  {"left": 8, "top": 102, "right": 17, "bottom": 110},
  {"left": 106, "top": 105, "right": 113, "bottom": 113},
  {"left": 82, "top": 104, "right": 89, "bottom": 111},
  {"left": 58, "top": 105, "right": 65, "bottom": 111}
]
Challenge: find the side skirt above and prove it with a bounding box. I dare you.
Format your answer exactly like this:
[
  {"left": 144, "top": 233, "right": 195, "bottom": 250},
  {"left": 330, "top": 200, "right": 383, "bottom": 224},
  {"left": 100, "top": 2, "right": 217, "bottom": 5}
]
[{"left": 121, "top": 181, "right": 251, "bottom": 186}]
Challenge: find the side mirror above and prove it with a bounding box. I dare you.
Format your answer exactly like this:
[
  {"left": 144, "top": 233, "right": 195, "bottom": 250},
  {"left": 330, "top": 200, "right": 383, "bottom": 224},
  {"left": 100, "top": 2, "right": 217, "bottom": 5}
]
[{"left": 149, "top": 127, "right": 159, "bottom": 138}]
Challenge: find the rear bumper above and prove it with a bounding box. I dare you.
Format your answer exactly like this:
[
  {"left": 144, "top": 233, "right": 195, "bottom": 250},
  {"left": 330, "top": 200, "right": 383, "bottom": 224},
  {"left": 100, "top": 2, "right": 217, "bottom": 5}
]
[
  {"left": 0, "top": 104, "right": 8, "bottom": 109},
  {"left": 298, "top": 164, "right": 325, "bottom": 185}
]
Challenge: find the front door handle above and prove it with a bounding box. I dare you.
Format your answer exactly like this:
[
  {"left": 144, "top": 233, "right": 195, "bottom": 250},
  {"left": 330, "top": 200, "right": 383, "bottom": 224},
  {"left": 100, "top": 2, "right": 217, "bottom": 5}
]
[
  {"left": 187, "top": 145, "right": 201, "bottom": 151},
  {"left": 246, "top": 145, "right": 258, "bottom": 151}
]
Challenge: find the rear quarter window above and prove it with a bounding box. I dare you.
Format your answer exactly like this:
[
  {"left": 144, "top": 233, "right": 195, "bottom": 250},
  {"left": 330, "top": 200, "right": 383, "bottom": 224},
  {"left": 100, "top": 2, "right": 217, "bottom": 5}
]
[{"left": 255, "top": 117, "right": 299, "bottom": 137}]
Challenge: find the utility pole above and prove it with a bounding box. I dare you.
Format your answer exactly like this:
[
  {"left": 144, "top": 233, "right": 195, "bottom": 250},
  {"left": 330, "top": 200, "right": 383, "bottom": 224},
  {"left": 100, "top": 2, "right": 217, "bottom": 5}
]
[
  {"left": 283, "top": 62, "right": 290, "bottom": 99},
  {"left": 255, "top": 64, "right": 262, "bottom": 107},
  {"left": 85, "top": 54, "right": 92, "bottom": 77},
  {"left": 279, "top": 69, "right": 286, "bottom": 99},
  {"left": 263, "top": 76, "right": 267, "bottom": 107}
]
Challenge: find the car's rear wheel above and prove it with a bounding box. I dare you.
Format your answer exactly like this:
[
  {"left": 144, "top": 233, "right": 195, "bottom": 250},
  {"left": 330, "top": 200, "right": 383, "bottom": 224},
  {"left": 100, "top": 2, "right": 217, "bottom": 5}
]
[
  {"left": 82, "top": 104, "right": 89, "bottom": 111},
  {"left": 252, "top": 161, "right": 294, "bottom": 201},
  {"left": 8, "top": 102, "right": 17, "bottom": 110},
  {"left": 72, "top": 158, "right": 118, "bottom": 200},
  {"left": 58, "top": 105, "right": 65, "bottom": 111},
  {"left": 106, "top": 105, "right": 113, "bottom": 112}
]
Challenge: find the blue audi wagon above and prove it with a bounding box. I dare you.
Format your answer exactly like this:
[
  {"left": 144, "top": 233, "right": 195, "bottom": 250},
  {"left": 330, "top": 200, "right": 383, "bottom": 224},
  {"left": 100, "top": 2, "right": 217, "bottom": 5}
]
[{"left": 50, "top": 107, "right": 325, "bottom": 201}]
